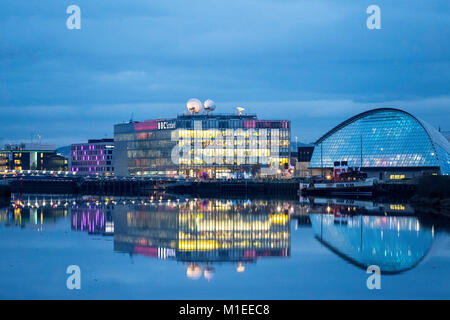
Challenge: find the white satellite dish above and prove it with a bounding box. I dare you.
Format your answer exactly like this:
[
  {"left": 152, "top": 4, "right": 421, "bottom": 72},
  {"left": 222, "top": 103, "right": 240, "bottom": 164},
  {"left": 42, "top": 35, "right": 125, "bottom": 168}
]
[
  {"left": 203, "top": 99, "right": 216, "bottom": 114},
  {"left": 186, "top": 98, "right": 202, "bottom": 114},
  {"left": 236, "top": 106, "right": 245, "bottom": 116}
]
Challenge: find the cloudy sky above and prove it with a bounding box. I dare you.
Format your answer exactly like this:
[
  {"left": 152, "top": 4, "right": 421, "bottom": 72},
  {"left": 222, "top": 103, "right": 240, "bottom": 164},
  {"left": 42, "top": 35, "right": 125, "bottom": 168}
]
[{"left": 0, "top": 0, "right": 449, "bottom": 147}]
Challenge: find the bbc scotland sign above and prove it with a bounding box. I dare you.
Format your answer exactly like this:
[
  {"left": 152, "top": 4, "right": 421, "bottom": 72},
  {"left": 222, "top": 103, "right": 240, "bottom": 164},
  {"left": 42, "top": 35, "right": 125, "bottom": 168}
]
[{"left": 158, "top": 121, "right": 176, "bottom": 130}]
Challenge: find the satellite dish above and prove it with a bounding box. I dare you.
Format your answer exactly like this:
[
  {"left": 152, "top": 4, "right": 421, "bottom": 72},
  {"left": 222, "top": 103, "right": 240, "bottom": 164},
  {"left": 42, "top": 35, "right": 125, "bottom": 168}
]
[
  {"left": 236, "top": 262, "right": 245, "bottom": 273},
  {"left": 186, "top": 98, "right": 202, "bottom": 114},
  {"left": 186, "top": 264, "right": 202, "bottom": 280},
  {"left": 203, "top": 266, "right": 215, "bottom": 281},
  {"left": 203, "top": 99, "right": 216, "bottom": 114},
  {"left": 236, "top": 107, "right": 245, "bottom": 116}
]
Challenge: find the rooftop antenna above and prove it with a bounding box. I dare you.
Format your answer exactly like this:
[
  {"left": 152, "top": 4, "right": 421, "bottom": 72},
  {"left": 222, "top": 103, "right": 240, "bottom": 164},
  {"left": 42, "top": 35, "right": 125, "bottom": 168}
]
[{"left": 129, "top": 112, "right": 134, "bottom": 123}]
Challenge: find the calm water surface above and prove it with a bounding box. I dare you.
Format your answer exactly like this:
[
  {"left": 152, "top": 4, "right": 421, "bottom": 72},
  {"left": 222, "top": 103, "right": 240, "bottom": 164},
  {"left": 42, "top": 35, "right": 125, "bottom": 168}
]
[{"left": 1, "top": 195, "right": 449, "bottom": 299}]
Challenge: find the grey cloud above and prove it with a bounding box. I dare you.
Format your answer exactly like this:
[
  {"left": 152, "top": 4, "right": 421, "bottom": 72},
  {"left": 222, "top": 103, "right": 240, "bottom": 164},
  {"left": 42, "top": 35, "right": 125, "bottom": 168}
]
[{"left": 0, "top": 0, "right": 448, "bottom": 145}]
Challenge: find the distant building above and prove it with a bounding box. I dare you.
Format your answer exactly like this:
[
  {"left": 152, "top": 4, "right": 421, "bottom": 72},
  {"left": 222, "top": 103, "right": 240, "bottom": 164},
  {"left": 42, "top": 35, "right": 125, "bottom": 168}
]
[
  {"left": 298, "top": 146, "right": 314, "bottom": 162},
  {"left": 295, "top": 145, "right": 314, "bottom": 177},
  {"left": 289, "top": 143, "right": 298, "bottom": 168},
  {"left": 4, "top": 143, "right": 56, "bottom": 151},
  {"left": 0, "top": 143, "right": 68, "bottom": 171},
  {"left": 0, "top": 151, "right": 9, "bottom": 172},
  {"left": 70, "top": 139, "right": 114, "bottom": 175},
  {"left": 309, "top": 108, "right": 450, "bottom": 180},
  {"left": 56, "top": 145, "right": 71, "bottom": 159},
  {"left": 114, "top": 101, "right": 290, "bottom": 178}
]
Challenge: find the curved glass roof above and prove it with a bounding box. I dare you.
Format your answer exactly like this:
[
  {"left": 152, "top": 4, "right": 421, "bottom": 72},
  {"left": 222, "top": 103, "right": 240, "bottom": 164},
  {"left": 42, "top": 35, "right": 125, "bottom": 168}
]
[{"left": 309, "top": 108, "right": 450, "bottom": 174}]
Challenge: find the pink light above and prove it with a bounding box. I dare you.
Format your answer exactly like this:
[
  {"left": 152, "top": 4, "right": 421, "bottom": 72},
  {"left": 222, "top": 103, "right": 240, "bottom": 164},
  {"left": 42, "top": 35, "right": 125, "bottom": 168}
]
[
  {"left": 135, "top": 120, "right": 158, "bottom": 131},
  {"left": 244, "top": 120, "right": 256, "bottom": 128},
  {"left": 134, "top": 246, "right": 158, "bottom": 257}
]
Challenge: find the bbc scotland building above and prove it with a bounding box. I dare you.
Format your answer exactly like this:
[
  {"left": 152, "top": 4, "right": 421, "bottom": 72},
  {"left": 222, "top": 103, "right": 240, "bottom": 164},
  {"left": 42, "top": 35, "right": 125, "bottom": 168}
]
[
  {"left": 309, "top": 108, "right": 450, "bottom": 180},
  {"left": 114, "top": 99, "right": 290, "bottom": 178}
]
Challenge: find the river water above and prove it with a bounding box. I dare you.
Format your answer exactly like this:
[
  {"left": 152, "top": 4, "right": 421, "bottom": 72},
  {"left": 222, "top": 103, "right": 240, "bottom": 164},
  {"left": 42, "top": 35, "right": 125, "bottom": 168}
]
[{"left": 1, "top": 194, "right": 449, "bottom": 299}]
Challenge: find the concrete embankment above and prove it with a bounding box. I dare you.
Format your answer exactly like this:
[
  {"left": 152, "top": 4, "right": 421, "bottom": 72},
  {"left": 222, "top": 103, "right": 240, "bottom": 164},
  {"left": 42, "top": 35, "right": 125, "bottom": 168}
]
[
  {"left": 7, "top": 176, "right": 168, "bottom": 196},
  {"left": 9, "top": 178, "right": 79, "bottom": 194},
  {"left": 375, "top": 181, "right": 417, "bottom": 199},
  {"left": 409, "top": 175, "right": 450, "bottom": 217}
]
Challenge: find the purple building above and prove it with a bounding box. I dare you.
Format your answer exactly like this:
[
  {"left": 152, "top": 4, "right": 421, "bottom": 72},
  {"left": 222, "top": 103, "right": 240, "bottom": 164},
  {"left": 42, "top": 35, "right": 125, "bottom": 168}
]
[{"left": 70, "top": 138, "right": 114, "bottom": 175}]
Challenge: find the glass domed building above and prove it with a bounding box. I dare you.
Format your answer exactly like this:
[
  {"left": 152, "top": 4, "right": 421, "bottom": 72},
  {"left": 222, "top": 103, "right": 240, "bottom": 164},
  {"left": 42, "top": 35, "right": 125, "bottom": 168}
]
[{"left": 309, "top": 108, "right": 450, "bottom": 180}]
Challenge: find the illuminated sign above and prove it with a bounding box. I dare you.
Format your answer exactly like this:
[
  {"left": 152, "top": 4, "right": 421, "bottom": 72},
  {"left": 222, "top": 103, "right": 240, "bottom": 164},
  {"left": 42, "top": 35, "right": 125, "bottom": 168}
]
[{"left": 158, "top": 121, "right": 176, "bottom": 130}]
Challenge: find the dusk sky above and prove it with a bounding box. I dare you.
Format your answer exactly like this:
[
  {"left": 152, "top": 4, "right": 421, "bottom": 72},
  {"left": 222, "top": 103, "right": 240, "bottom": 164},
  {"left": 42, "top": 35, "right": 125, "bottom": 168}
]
[{"left": 0, "top": 0, "right": 449, "bottom": 147}]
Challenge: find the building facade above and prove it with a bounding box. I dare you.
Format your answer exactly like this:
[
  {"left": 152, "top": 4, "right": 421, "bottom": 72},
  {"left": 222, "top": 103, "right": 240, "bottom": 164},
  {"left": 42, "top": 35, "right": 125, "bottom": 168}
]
[
  {"left": 114, "top": 113, "right": 290, "bottom": 178},
  {"left": 0, "top": 152, "right": 9, "bottom": 171},
  {"left": 295, "top": 145, "right": 314, "bottom": 178},
  {"left": 0, "top": 143, "right": 68, "bottom": 171},
  {"left": 70, "top": 139, "right": 114, "bottom": 175},
  {"left": 309, "top": 108, "right": 450, "bottom": 180}
]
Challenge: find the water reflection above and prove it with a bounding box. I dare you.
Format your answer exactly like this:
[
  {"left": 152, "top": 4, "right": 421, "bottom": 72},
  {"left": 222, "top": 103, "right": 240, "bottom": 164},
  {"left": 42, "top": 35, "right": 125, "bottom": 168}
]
[
  {"left": 304, "top": 197, "right": 416, "bottom": 216},
  {"left": 0, "top": 205, "right": 68, "bottom": 230},
  {"left": 306, "top": 197, "right": 436, "bottom": 274},
  {"left": 310, "top": 214, "right": 433, "bottom": 273},
  {"left": 71, "top": 204, "right": 114, "bottom": 235},
  {"left": 69, "top": 199, "right": 292, "bottom": 279},
  {"left": 1, "top": 195, "right": 447, "bottom": 278}
]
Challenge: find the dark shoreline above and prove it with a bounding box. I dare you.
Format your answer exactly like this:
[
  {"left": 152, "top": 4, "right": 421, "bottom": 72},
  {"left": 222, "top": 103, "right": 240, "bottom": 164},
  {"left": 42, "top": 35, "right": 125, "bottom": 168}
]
[{"left": 4, "top": 175, "right": 450, "bottom": 217}]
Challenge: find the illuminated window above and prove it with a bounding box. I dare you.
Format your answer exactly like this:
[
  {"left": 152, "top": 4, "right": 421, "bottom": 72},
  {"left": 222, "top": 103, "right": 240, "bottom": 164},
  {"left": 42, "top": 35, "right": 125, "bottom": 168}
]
[{"left": 389, "top": 174, "right": 405, "bottom": 180}]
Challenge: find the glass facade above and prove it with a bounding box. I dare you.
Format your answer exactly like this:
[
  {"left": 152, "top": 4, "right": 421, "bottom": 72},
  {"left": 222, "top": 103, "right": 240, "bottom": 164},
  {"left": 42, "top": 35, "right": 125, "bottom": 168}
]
[
  {"left": 114, "top": 114, "right": 290, "bottom": 177},
  {"left": 309, "top": 109, "right": 450, "bottom": 175}
]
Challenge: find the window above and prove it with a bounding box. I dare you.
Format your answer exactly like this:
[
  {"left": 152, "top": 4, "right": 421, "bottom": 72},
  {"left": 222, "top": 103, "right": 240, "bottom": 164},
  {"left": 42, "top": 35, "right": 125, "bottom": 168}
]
[{"left": 389, "top": 174, "right": 405, "bottom": 180}]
